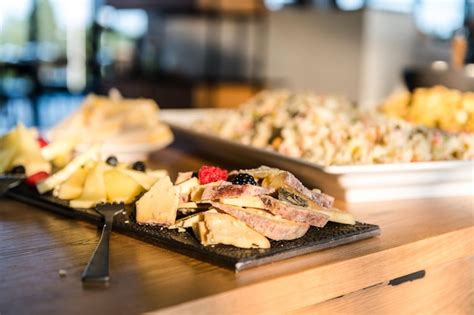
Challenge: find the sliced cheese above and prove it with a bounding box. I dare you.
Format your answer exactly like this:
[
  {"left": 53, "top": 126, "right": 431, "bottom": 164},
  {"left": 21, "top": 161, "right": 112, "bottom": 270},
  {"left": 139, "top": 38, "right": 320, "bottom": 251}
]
[
  {"left": 170, "top": 209, "right": 218, "bottom": 229},
  {"left": 10, "top": 124, "right": 51, "bottom": 176},
  {"left": 104, "top": 169, "right": 144, "bottom": 204},
  {"left": 146, "top": 169, "right": 169, "bottom": 179},
  {"left": 56, "top": 165, "right": 89, "bottom": 200},
  {"left": 193, "top": 213, "right": 270, "bottom": 249},
  {"left": 69, "top": 161, "right": 107, "bottom": 208},
  {"left": 219, "top": 196, "right": 265, "bottom": 209},
  {"left": 315, "top": 207, "right": 356, "bottom": 225},
  {"left": 119, "top": 168, "right": 157, "bottom": 190},
  {"left": 136, "top": 176, "right": 179, "bottom": 225},
  {"left": 178, "top": 202, "right": 198, "bottom": 209},
  {"left": 0, "top": 127, "right": 19, "bottom": 173},
  {"left": 177, "top": 177, "right": 199, "bottom": 202},
  {"left": 37, "top": 145, "right": 99, "bottom": 194},
  {"left": 41, "top": 137, "right": 76, "bottom": 162},
  {"left": 69, "top": 199, "right": 97, "bottom": 209},
  {"left": 190, "top": 181, "right": 225, "bottom": 202}
]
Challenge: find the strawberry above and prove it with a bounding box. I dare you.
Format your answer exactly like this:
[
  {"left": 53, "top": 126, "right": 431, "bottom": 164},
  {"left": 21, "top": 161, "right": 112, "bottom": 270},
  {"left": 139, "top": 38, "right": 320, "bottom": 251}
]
[
  {"left": 37, "top": 137, "right": 48, "bottom": 148},
  {"left": 26, "top": 171, "right": 49, "bottom": 186},
  {"left": 198, "top": 165, "right": 228, "bottom": 184}
]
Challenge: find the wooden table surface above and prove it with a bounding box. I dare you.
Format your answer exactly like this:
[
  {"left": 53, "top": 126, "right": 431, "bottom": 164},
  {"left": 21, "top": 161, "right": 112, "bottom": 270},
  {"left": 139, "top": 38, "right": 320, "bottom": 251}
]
[{"left": 1, "top": 144, "right": 473, "bottom": 314}]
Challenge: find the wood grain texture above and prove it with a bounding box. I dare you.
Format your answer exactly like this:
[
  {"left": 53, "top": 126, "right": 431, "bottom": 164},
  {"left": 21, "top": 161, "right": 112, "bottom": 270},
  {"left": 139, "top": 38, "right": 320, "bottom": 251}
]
[
  {"left": 1, "top": 145, "right": 473, "bottom": 314},
  {"left": 294, "top": 257, "right": 474, "bottom": 314}
]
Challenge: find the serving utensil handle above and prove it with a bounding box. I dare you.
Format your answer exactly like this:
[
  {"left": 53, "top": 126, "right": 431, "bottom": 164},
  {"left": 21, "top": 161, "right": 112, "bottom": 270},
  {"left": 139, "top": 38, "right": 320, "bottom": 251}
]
[{"left": 81, "top": 219, "right": 112, "bottom": 283}]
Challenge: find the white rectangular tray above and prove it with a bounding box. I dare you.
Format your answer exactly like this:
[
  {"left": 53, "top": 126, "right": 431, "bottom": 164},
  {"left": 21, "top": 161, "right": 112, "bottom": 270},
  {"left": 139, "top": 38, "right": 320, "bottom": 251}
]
[{"left": 161, "top": 109, "right": 474, "bottom": 202}]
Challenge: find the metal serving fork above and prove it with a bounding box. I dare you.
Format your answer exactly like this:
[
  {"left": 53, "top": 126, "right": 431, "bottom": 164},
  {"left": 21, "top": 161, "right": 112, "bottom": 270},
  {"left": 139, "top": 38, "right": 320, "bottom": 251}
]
[
  {"left": 81, "top": 202, "right": 124, "bottom": 284},
  {"left": 0, "top": 174, "right": 25, "bottom": 197}
]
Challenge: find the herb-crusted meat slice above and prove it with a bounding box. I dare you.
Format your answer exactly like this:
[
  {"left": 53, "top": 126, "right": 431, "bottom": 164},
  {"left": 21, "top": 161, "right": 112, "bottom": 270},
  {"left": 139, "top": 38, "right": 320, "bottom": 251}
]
[
  {"left": 211, "top": 202, "right": 309, "bottom": 241},
  {"left": 241, "top": 166, "right": 334, "bottom": 208},
  {"left": 201, "top": 183, "right": 275, "bottom": 201},
  {"left": 259, "top": 195, "right": 329, "bottom": 227}
]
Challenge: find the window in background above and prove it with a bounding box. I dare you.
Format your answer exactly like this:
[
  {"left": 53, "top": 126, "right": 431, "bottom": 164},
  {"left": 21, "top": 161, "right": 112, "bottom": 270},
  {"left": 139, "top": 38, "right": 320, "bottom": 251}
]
[
  {"left": 264, "top": 0, "right": 297, "bottom": 11},
  {"left": 0, "top": 0, "right": 93, "bottom": 132},
  {"left": 337, "top": 0, "right": 465, "bottom": 40},
  {"left": 335, "top": 0, "right": 364, "bottom": 11},
  {"left": 0, "top": 1, "right": 32, "bottom": 61},
  {"left": 414, "top": 0, "right": 465, "bottom": 40},
  {"left": 97, "top": 6, "right": 148, "bottom": 78}
]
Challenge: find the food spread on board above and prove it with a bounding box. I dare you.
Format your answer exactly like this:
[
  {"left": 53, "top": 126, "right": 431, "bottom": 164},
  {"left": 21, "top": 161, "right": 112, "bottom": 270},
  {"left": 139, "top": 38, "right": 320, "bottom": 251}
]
[
  {"left": 0, "top": 123, "right": 75, "bottom": 179},
  {"left": 2, "top": 136, "right": 356, "bottom": 249},
  {"left": 135, "top": 165, "right": 354, "bottom": 249},
  {"left": 0, "top": 119, "right": 356, "bottom": 250},
  {"left": 194, "top": 90, "right": 474, "bottom": 165},
  {"left": 49, "top": 90, "right": 173, "bottom": 148}
]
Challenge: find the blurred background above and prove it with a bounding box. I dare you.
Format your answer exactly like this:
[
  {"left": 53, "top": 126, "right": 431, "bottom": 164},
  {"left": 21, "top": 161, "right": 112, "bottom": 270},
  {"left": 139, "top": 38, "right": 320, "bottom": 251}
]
[{"left": 0, "top": 0, "right": 473, "bottom": 133}]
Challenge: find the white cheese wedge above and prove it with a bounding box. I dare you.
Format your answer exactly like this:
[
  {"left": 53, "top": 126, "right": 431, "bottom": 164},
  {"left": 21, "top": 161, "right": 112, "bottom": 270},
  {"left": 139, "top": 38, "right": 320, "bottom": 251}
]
[
  {"left": 219, "top": 196, "right": 265, "bottom": 209},
  {"left": 136, "top": 176, "right": 179, "bottom": 225},
  {"left": 192, "top": 213, "right": 270, "bottom": 249},
  {"left": 37, "top": 145, "right": 99, "bottom": 194}
]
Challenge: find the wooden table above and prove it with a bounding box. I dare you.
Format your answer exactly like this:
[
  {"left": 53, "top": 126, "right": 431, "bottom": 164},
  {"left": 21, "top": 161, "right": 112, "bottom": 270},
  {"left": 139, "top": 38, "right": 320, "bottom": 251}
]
[{"left": 1, "top": 145, "right": 473, "bottom": 314}]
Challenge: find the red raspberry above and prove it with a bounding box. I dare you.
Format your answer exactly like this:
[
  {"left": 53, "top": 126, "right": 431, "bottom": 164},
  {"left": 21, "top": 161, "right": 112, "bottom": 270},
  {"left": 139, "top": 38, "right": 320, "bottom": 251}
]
[
  {"left": 37, "top": 137, "right": 48, "bottom": 148},
  {"left": 26, "top": 171, "right": 50, "bottom": 186},
  {"left": 198, "top": 165, "right": 228, "bottom": 184}
]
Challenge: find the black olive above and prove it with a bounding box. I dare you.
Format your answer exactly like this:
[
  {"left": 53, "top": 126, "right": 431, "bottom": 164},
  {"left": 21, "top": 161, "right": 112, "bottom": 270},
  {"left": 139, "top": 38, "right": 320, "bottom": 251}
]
[
  {"left": 106, "top": 156, "right": 118, "bottom": 166},
  {"left": 11, "top": 165, "right": 26, "bottom": 174},
  {"left": 132, "top": 161, "right": 146, "bottom": 172}
]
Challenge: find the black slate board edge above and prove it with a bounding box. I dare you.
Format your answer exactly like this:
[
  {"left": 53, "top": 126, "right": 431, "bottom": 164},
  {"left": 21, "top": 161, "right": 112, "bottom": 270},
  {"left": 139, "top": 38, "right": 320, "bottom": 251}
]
[
  {"left": 5, "top": 184, "right": 381, "bottom": 272},
  {"left": 236, "top": 228, "right": 380, "bottom": 271},
  {"left": 5, "top": 188, "right": 239, "bottom": 270}
]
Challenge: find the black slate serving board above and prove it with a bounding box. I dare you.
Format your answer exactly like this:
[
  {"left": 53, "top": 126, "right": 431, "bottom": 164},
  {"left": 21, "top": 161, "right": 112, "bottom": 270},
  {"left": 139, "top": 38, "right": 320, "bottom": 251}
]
[{"left": 6, "top": 184, "right": 380, "bottom": 271}]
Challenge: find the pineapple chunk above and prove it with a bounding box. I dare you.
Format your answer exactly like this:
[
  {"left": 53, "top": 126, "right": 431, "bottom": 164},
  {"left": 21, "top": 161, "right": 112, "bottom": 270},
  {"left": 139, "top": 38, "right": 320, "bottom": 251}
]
[
  {"left": 56, "top": 165, "right": 89, "bottom": 200},
  {"left": 136, "top": 176, "right": 179, "bottom": 225},
  {"left": 104, "top": 169, "right": 144, "bottom": 204},
  {"left": 192, "top": 212, "right": 270, "bottom": 249},
  {"left": 69, "top": 162, "right": 107, "bottom": 208}
]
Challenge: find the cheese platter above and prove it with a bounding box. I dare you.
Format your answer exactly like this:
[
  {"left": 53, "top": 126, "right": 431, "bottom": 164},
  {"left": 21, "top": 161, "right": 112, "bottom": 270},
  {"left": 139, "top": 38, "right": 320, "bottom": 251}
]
[
  {"left": 5, "top": 183, "right": 379, "bottom": 271},
  {"left": 0, "top": 120, "right": 379, "bottom": 271}
]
